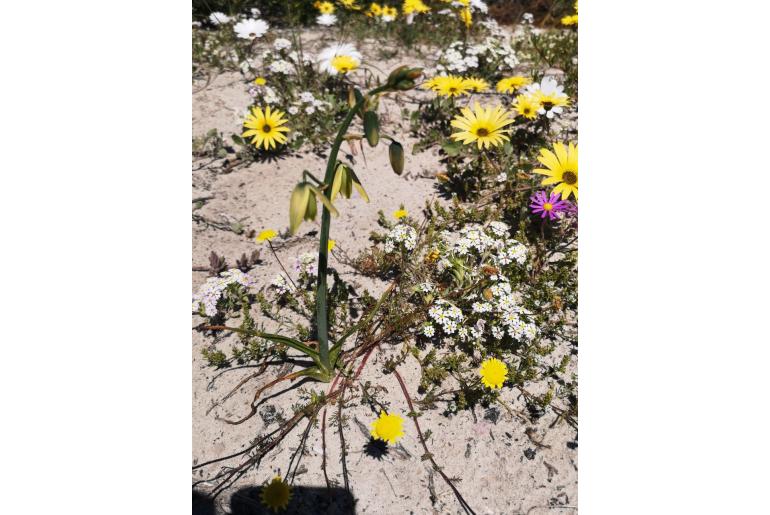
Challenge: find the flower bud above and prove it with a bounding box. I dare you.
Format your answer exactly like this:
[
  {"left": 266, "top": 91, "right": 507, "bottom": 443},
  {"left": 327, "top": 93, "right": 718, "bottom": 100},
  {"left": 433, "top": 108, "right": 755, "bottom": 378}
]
[
  {"left": 363, "top": 111, "right": 380, "bottom": 147},
  {"left": 389, "top": 141, "right": 404, "bottom": 175}
]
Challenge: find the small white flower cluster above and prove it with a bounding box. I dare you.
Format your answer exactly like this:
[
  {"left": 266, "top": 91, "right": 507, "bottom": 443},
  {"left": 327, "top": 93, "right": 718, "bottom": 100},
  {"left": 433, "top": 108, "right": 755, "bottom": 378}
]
[
  {"left": 271, "top": 274, "right": 292, "bottom": 295},
  {"left": 383, "top": 224, "right": 418, "bottom": 253},
  {"left": 419, "top": 220, "right": 537, "bottom": 344},
  {"left": 192, "top": 270, "right": 256, "bottom": 317},
  {"left": 288, "top": 91, "right": 329, "bottom": 116},
  {"left": 487, "top": 282, "right": 538, "bottom": 341},
  {"left": 269, "top": 59, "right": 294, "bottom": 74},
  {"left": 273, "top": 38, "right": 292, "bottom": 51},
  {"left": 294, "top": 252, "right": 318, "bottom": 278},
  {"left": 445, "top": 224, "right": 497, "bottom": 256},
  {"left": 258, "top": 46, "right": 312, "bottom": 79},
  {"left": 248, "top": 82, "right": 280, "bottom": 105},
  {"left": 435, "top": 38, "right": 518, "bottom": 75},
  {"left": 427, "top": 300, "right": 464, "bottom": 335},
  {"left": 419, "top": 282, "right": 434, "bottom": 293}
]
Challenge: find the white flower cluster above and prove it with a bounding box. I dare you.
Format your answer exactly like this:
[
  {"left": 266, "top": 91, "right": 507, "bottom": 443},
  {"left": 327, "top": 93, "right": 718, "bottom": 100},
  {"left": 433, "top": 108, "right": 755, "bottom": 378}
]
[
  {"left": 192, "top": 270, "right": 256, "bottom": 317},
  {"left": 487, "top": 282, "right": 538, "bottom": 341},
  {"left": 384, "top": 224, "right": 418, "bottom": 253},
  {"left": 294, "top": 252, "right": 318, "bottom": 278},
  {"left": 419, "top": 221, "right": 537, "bottom": 343},
  {"left": 269, "top": 59, "right": 294, "bottom": 74},
  {"left": 258, "top": 45, "right": 312, "bottom": 78},
  {"left": 424, "top": 279, "right": 537, "bottom": 343},
  {"left": 271, "top": 274, "right": 292, "bottom": 295},
  {"left": 439, "top": 222, "right": 527, "bottom": 268},
  {"left": 428, "top": 300, "right": 464, "bottom": 335},
  {"left": 273, "top": 38, "right": 292, "bottom": 51},
  {"left": 435, "top": 38, "right": 518, "bottom": 74},
  {"left": 248, "top": 82, "right": 280, "bottom": 104},
  {"left": 419, "top": 282, "right": 434, "bottom": 293},
  {"left": 288, "top": 91, "right": 329, "bottom": 116}
]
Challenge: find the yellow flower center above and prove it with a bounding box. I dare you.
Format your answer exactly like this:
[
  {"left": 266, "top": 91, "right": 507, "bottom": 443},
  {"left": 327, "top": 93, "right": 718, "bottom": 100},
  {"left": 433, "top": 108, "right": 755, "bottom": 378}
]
[
  {"left": 562, "top": 171, "right": 577, "bottom": 185},
  {"left": 543, "top": 202, "right": 553, "bottom": 211},
  {"left": 331, "top": 55, "right": 358, "bottom": 73}
]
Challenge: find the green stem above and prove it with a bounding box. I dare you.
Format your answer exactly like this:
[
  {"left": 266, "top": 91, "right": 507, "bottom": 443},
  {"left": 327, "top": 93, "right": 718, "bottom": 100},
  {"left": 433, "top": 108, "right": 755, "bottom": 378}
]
[{"left": 315, "top": 85, "right": 388, "bottom": 371}]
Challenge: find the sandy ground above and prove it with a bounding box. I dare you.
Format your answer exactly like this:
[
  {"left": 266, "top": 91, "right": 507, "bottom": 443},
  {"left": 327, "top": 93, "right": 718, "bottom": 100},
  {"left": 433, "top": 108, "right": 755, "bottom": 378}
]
[{"left": 193, "top": 31, "right": 577, "bottom": 515}]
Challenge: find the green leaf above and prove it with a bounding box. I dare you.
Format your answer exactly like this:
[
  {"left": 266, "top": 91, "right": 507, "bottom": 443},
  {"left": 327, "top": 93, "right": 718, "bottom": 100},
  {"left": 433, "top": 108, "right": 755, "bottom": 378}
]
[{"left": 441, "top": 140, "right": 463, "bottom": 157}]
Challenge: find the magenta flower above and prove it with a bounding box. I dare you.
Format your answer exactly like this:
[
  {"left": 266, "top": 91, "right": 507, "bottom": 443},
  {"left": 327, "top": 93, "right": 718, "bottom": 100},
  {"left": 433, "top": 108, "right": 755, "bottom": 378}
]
[{"left": 530, "top": 191, "right": 569, "bottom": 220}]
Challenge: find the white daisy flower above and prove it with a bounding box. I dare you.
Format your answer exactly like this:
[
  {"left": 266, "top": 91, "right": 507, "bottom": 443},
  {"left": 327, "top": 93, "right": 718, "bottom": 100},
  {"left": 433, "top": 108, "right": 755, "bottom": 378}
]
[
  {"left": 209, "top": 12, "right": 231, "bottom": 25},
  {"left": 317, "top": 43, "right": 362, "bottom": 76},
  {"left": 317, "top": 13, "right": 338, "bottom": 26},
  {"left": 233, "top": 18, "right": 269, "bottom": 39}
]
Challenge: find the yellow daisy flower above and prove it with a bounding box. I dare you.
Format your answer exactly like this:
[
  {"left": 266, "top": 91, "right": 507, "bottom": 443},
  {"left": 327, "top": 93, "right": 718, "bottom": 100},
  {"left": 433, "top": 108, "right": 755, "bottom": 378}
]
[
  {"left": 381, "top": 5, "right": 398, "bottom": 19},
  {"left": 562, "top": 14, "right": 578, "bottom": 26},
  {"left": 462, "top": 77, "right": 489, "bottom": 93},
  {"left": 450, "top": 102, "right": 515, "bottom": 150},
  {"left": 317, "top": 1, "right": 335, "bottom": 14},
  {"left": 331, "top": 55, "right": 359, "bottom": 74},
  {"left": 513, "top": 94, "right": 541, "bottom": 120},
  {"left": 254, "top": 77, "right": 267, "bottom": 86},
  {"left": 367, "top": 2, "right": 383, "bottom": 16},
  {"left": 260, "top": 476, "right": 292, "bottom": 512},
  {"left": 479, "top": 358, "right": 508, "bottom": 390},
  {"left": 533, "top": 90, "right": 570, "bottom": 113},
  {"left": 433, "top": 75, "right": 471, "bottom": 97},
  {"left": 403, "top": 0, "right": 430, "bottom": 14},
  {"left": 393, "top": 208, "right": 408, "bottom": 219},
  {"left": 496, "top": 76, "right": 532, "bottom": 94},
  {"left": 328, "top": 239, "right": 336, "bottom": 251},
  {"left": 242, "top": 106, "right": 290, "bottom": 150},
  {"left": 370, "top": 411, "right": 405, "bottom": 444},
  {"left": 339, "top": 0, "right": 361, "bottom": 8},
  {"left": 534, "top": 142, "right": 578, "bottom": 200},
  {"left": 420, "top": 76, "right": 441, "bottom": 91},
  {"left": 256, "top": 229, "right": 278, "bottom": 243}
]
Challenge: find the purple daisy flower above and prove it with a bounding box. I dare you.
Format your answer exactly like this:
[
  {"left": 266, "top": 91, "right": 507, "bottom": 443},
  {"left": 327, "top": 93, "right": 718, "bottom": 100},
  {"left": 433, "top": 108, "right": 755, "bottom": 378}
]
[{"left": 530, "top": 191, "right": 569, "bottom": 220}]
